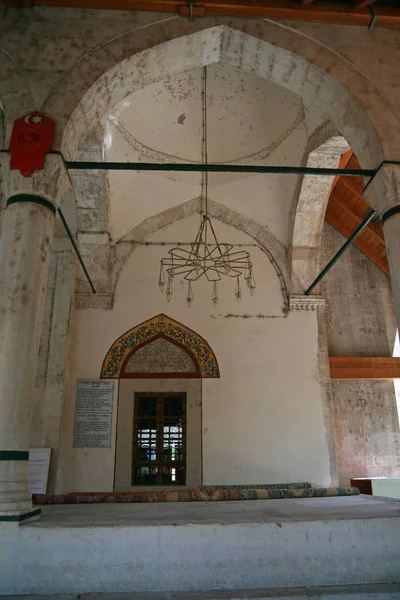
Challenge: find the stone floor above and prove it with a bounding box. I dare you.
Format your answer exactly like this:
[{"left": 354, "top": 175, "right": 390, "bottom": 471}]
[
  {"left": 3, "top": 495, "right": 400, "bottom": 595},
  {"left": 29, "top": 494, "right": 400, "bottom": 528},
  {"left": 2, "top": 584, "right": 400, "bottom": 600}
]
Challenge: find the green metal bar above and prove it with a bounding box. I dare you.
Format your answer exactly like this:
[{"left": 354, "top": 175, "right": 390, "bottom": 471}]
[
  {"left": 363, "top": 160, "right": 400, "bottom": 194},
  {"left": 57, "top": 207, "right": 96, "bottom": 295},
  {"left": 7, "top": 194, "right": 56, "bottom": 215},
  {"left": 0, "top": 450, "right": 29, "bottom": 461},
  {"left": 0, "top": 508, "right": 41, "bottom": 522},
  {"left": 304, "top": 209, "right": 377, "bottom": 296},
  {"left": 63, "top": 160, "right": 375, "bottom": 177}
]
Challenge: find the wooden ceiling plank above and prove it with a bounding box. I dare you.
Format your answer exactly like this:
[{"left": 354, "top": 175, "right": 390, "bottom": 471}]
[
  {"left": 360, "top": 231, "right": 374, "bottom": 245},
  {"left": 329, "top": 193, "right": 385, "bottom": 245},
  {"left": 328, "top": 195, "right": 363, "bottom": 226},
  {"left": 2, "top": 1, "right": 400, "bottom": 29},
  {"left": 325, "top": 210, "right": 390, "bottom": 275},
  {"left": 330, "top": 356, "right": 400, "bottom": 381},
  {"left": 335, "top": 177, "right": 368, "bottom": 207},
  {"left": 326, "top": 145, "right": 389, "bottom": 276},
  {"left": 330, "top": 150, "right": 354, "bottom": 194}
]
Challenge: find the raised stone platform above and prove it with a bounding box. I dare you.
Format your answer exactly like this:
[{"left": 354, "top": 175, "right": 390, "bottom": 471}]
[{"left": 1, "top": 495, "right": 400, "bottom": 595}]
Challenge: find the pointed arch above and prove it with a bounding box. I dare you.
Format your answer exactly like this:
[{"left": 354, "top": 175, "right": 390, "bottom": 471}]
[
  {"left": 59, "top": 23, "right": 388, "bottom": 167},
  {"left": 290, "top": 135, "right": 350, "bottom": 294},
  {"left": 101, "top": 314, "right": 220, "bottom": 379}
]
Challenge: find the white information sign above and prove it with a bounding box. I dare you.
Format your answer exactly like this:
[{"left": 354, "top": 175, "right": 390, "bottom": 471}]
[
  {"left": 27, "top": 448, "right": 51, "bottom": 494},
  {"left": 73, "top": 380, "right": 114, "bottom": 448}
]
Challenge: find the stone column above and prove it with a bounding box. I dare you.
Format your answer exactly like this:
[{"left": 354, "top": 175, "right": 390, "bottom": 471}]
[
  {"left": 31, "top": 245, "right": 76, "bottom": 493},
  {"left": 0, "top": 155, "right": 69, "bottom": 521},
  {"left": 365, "top": 164, "right": 400, "bottom": 332}
]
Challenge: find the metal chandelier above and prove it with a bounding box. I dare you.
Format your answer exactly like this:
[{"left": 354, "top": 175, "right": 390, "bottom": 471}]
[{"left": 158, "top": 67, "right": 256, "bottom": 307}]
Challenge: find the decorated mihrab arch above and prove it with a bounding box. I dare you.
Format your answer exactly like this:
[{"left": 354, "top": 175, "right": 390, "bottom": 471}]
[{"left": 101, "top": 314, "right": 220, "bottom": 379}]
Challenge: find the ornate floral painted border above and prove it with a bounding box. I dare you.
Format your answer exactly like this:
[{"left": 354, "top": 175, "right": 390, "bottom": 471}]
[{"left": 101, "top": 314, "right": 220, "bottom": 379}]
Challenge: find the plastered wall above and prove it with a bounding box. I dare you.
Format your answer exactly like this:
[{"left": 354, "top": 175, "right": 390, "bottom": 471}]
[{"left": 57, "top": 217, "right": 332, "bottom": 492}]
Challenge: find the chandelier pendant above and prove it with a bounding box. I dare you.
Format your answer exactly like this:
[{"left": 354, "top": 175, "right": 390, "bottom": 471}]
[{"left": 159, "top": 214, "right": 256, "bottom": 306}]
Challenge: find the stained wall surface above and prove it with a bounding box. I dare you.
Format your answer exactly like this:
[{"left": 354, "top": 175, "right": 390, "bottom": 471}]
[
  {"left": 320, "top": 222, "right": 400, "bottom": 486},
  {"left": 1, "top": 6, "right": 399, "bottom": 492},
  {"left": 60, "top": 218, "right": 331, "bottom": 492}
]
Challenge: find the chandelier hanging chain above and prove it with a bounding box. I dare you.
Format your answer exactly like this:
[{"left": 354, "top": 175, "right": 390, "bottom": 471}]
[
  {"left": 202, "top": 66, "right": 209, "bottom": 218},
  {"left": 158, "top": 66, "right": 256, "bottom": 306}
]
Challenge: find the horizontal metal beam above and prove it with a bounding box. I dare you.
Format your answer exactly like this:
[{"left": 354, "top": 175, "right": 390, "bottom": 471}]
[
  {"left": 64, "top": 160, "right": 375, "bottom": 177},
  {"left": 3, "top": 0, "right": 400, "bottom": 29}
]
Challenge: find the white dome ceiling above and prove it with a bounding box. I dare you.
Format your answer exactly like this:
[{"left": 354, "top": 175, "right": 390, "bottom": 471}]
[
  {"left": 106, "top": 63, "right": 304, "bottom": 164},
  {"left": 101, "top": 62, "right": 323, "bottom": 243}
]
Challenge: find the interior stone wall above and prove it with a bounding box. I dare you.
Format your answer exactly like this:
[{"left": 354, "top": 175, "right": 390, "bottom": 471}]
[
  {"left": 72, "top": 133, "right": 111, "bottom": 297},
  {"left": 319, "top": 222, "right": 400, "bottom": 486},
  {"left": 2, "top": 6, "right": 400, "bottom": 493},
  {"left": 0, "top": 188, "right": 5, "bottom": 238}
]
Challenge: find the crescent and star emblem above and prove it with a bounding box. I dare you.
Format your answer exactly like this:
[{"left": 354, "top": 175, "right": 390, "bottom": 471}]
[{"left": 24, "top": 114, "right": 43, "bottom": 125}]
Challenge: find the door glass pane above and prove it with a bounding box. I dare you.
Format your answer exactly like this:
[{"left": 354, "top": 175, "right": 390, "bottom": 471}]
[
  {"left": 133, "top": 466, "right": 159, "bottom": 486},
  {"left": 132, "top": 393, "right": 186, "bottom": 486},
  {"left": 138, "top": 396, "right": 156, "bottom": 416}
]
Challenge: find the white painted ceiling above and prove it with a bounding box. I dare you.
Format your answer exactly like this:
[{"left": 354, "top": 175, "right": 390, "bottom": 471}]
[{"left": 102, "top": 62, "right": 325, "bottom": 245}]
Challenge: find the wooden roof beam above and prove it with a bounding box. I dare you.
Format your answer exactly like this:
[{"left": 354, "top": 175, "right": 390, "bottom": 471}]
[
  {"left": 353, "top": 0, "right": 375, "bottom": 9},
  {"left": 2, "top": 1, "right": 400, "bottom": 30},
  {"left": 324, "top": 209, "right": 389, "bottom": 275},
  {"left": 327, "top": 193, "right": 385, "bottom": 245},
  {"left": 330, "top": 356, "right": 400, "bottom": 380}
]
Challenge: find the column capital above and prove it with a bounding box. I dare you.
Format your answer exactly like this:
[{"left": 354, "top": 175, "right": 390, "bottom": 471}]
[
  {"left": 364, "top": 163, "right": 400, "bottom": 219},
  {"left": 0, "top": 154, "right": 70, "bottom": 209},
  {"left": 290, "top": 295, "right": 326, "bottom": 312}
]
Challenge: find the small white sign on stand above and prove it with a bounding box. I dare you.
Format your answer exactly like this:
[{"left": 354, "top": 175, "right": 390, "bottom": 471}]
[{"left": 27, "top": 448, "right": 51, "bottom": 494}]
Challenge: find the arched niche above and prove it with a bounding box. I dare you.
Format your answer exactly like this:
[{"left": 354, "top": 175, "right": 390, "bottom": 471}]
[
  {"left": 112, "top": 197, "right": 289, "bottom": 310},
  {"left": 101, "top": 314, "right": 220, "bottom": 379}
]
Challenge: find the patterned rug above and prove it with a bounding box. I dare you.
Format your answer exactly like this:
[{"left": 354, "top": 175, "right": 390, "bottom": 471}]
[
  {"left": 201, "top": 482, "right": 311, "bottom": 490},
  {"left": 33, "top": 486, "right": 359, "bottom": 504}
]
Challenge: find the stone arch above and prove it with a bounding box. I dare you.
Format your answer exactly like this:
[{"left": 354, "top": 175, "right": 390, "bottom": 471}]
[
  {"left": 112, "top": 196, "right": 290, "bottom": 310},
  {"left": 71, "top": 130, "right": 111, "bottom": 294},
  {"left": 101, "top": 313, "right": 220, "bottom": 379},
  {"left": 55, "top": 22, "right": 394, "bottom": 169},
  {"left": 73, "top": 130, "right": 109, "bottom": 235},
  {"left": 290, "top": 135, "right": 350, "bottom": 293}
]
